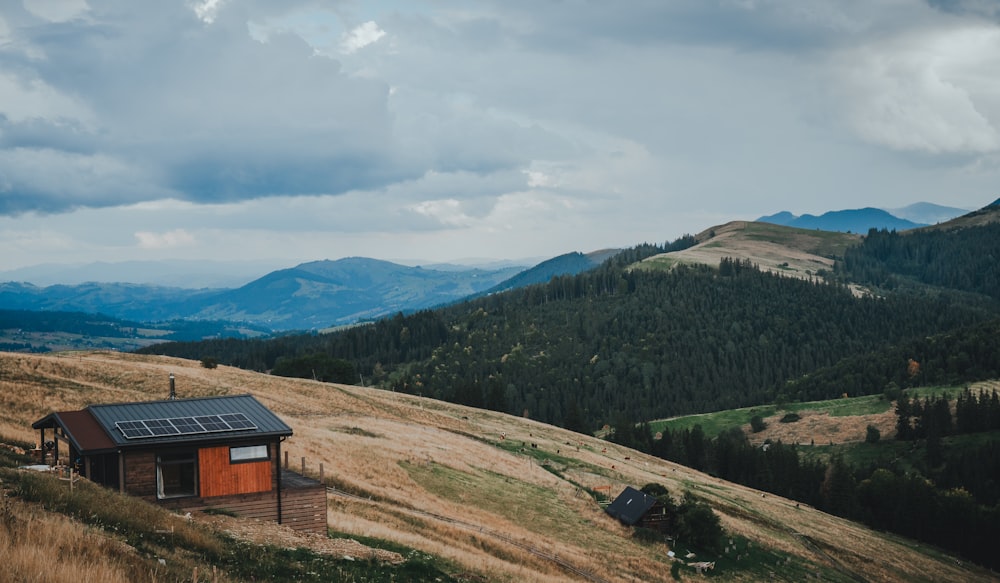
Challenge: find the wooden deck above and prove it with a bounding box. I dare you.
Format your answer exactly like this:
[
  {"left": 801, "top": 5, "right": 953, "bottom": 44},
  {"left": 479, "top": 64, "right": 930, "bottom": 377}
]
[{"left": 162, "top": 469, "right": 327, "bottom": 534}]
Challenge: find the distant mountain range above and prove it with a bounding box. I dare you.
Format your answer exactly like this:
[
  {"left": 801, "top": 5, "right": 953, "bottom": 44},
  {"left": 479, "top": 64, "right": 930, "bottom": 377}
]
[
  {"left": 0, "top": 253, "right": 618, "bottom": 335},
  {"left": 0, "top": 259, "right": 286, "bottom": 289},
  {"left": 757, "top": 202, "right": 970, "bottom": 233},
  {"left": 0, "top": 200, "right": 986, "bottom": 345}
]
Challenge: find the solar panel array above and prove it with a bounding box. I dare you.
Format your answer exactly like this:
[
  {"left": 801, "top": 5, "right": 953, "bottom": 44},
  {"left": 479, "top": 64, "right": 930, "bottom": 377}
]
[{"left": 115, "top": 413, "right": 257, "bottom": 439}]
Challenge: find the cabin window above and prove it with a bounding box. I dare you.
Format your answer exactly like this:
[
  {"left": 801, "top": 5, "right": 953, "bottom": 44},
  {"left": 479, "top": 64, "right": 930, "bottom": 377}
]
[
  {"left": 230, "top": 444, "right": 269, "bottom": 463},
  {"left": 157, "top": 451, "right": 197, "bottom": 499}
]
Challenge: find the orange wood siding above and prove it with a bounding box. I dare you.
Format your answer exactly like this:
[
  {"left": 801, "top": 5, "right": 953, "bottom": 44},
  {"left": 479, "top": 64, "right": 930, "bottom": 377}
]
[{"left": 198, "top": 444, "right": 272, "bottom": 498}]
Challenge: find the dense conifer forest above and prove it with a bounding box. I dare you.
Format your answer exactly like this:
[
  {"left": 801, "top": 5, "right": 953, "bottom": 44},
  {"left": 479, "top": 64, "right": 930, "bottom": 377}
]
[
  {"left": 140, "top": 234, "right": 1000, "bottom": 431},
  {"left": 836, "top": 222, "right": 1000, "bottom": 299}
]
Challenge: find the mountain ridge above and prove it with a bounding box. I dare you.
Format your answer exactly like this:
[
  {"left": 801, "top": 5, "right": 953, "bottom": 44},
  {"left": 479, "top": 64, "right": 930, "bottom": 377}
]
[{"left": 758, "top": 207, "right": 924, "bottom": 232}]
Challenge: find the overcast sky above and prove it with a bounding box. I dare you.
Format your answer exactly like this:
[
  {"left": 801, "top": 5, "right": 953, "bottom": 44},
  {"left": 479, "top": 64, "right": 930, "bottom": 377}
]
[{"left": 1, "top": 0, "right": 998, "bottom": 273}]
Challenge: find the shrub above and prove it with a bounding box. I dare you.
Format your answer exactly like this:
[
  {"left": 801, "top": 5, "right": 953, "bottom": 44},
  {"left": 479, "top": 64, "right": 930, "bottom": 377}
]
[
  {"left": 676, "top": 493, "right": 724, "bottom": 553},
  {"left": 750, "top": 415, "right": 767, "bottom": 433},
  {"left": 780, "top": 413, "right": 801, "bottom": 423},
  {"left": 866, "top": 425, "right": 881, "bottom": 444}
]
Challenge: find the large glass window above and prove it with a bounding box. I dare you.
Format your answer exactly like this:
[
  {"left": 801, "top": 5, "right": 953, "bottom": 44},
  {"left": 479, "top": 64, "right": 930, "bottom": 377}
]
[
  {"left": 230, "top": 444, "right": 269, "bottom": 463},
  {"left": 157, "top": 451, "right": 197, "bottom": 499}
]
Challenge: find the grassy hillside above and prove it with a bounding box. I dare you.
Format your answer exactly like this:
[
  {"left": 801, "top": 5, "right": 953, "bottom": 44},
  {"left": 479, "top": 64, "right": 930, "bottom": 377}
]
[
  {"left": 638, "top": 221, "right": 861, "bottom": 282},
  {"left": 1, "top": 351, "right": 994, "bottom": 582}
]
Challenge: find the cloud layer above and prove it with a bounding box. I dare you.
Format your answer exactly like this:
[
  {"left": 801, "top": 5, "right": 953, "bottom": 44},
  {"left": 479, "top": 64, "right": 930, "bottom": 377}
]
[{"left": 0, "top": 0, "right": 998, "bottom": 270}]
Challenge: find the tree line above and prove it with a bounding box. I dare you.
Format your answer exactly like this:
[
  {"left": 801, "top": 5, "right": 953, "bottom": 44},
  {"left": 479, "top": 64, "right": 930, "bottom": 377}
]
[{"left": 835, "top": 223, "right": 1000, "bottom": 300}]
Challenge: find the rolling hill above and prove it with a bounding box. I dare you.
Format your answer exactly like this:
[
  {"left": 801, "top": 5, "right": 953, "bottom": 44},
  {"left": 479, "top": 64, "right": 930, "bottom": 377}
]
[
  {"left": 0, "top": 350, "right": 993, "bottom": 582},
  {"left": 638, "top": 221, "right": 861, "bottom": 281},
  {"left": 482, "top": 249, "right": 621, "bottom": 295}
]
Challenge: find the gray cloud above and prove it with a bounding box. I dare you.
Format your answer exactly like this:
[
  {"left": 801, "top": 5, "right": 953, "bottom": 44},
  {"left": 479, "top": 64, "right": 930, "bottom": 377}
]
[
  {"left": 0, "top": 1, "right": 410, "bottom": 213},
  {"left": 0, "top": 0, "right": 998, "bottom": 271}
]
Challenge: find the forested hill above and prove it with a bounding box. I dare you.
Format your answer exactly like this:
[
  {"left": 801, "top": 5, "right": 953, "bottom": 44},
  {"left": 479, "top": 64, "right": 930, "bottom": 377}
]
[
  {"left": 836, "top": 220, "right": 1000, "bottom": 299},
  {"left": 140, "top": 249, "right": 998, "bottom": 431}
]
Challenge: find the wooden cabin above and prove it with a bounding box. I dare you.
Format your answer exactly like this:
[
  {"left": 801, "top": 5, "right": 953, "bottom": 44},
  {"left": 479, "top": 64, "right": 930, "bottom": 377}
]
[
  {"left": 32, "top": 393, "right": 326, "bottom": 533},
  {"left": 606, "top": 485, "right": 671, "bottom": 532}
]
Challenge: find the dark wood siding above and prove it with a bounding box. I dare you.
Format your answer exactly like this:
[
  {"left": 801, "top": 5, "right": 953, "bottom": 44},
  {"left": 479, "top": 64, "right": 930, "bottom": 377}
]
[
  {"left": 160, "top": 491, "right": 279, "bottom": 522},
  {"left": 198, "top": 444, "right": 272, "bottom": 498},
  {"left": 280, "top": 486, "right": 327, "bottom": 534},
  {"left": 158, "top": 484, "right": 327, "bottom": 534},
  {"left": 123, "top": 450, "right": 157, "bottom": 498}
]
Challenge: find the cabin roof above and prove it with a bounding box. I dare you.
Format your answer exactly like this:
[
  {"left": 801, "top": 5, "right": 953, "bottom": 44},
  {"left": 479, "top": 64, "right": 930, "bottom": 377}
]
[
  {"left": 33, "top": 409, "right": 118, "bottom": 454},
  {"left": 605, "top": 485, "right": 659, "bottom": 526},
  {"left": 33, "top": 394, "right": 292, "bottom": 453}
]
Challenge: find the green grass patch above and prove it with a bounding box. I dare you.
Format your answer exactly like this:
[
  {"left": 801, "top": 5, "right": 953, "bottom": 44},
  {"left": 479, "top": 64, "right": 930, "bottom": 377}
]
[
  {"left": 651, "top": 406, "right": 777, "bottom": 438},
  {"left": 651, "top": 394, "right": 894, "bottom": 439},
  {"left": 782, "top": 394, "right": 891, "bottom": 417},
  {"left": 401, "top": 460, "right": 592, "bottom": 545}
]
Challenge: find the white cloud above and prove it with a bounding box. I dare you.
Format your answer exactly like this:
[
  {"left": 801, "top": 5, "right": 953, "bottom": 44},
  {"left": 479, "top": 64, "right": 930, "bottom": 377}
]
[
  {"left": 340, "top": 21, "right": 386, "bottom": 54},
  {"left": 0, "top": 72, "right": 95, "bottom": 125},
  {"left": 22, "top": 0, "right": 89, "bottom": 23},
  {"left": 189, "top": 0, "right": 229, "bottom": 24},
  {"left": 134, "top": 229, "right": 197, "bottom": 249},
  {"left": 408, "top": 199, "right": 474, "bottom": 227},
  {"left": 839, "top": 26, "right": 1000, "bottom": 154}
]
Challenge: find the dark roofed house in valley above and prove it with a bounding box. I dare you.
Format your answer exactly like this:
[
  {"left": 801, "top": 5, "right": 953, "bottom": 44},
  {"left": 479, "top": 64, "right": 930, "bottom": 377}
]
[
  {"left": 32, "top": 390, "right": 326, "bottom": 533},
  {"left": 606, "top": 485, "right": 670, "bottom": 532}
]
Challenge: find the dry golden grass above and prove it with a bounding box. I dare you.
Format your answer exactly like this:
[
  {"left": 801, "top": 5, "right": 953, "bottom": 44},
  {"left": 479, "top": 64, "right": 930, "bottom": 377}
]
[
  {"left": 640, "top": 221, "right": 862, "bottom": 283},
  {"left": 746, "top": 409, "right": 898, "bottom": 447},
  {"left": 0, "top": 496, "right": 136, "bottom": 583},
  {"left": 1, "top": 350, "right": 995, "bottom": 582}
]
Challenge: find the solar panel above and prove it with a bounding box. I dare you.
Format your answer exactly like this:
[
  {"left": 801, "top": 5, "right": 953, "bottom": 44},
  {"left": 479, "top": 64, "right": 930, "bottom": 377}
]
[
  {"left": 115, "top": 412, "right": 258, "bottom": 439},
  {"left": 117, "top": 420, "right": 153, "bottom": 438},
  {"left": 144, "top": 419, "right": 180, "bottom": 435},
  {"left": 219, "top": 413, "right": 255, "bottom": 429},
  {"left": 171, "top": 417, "right": 202, "bottom": 432},
  {"left": 195, "top": 415, "right": 229, "bottom": 432}
]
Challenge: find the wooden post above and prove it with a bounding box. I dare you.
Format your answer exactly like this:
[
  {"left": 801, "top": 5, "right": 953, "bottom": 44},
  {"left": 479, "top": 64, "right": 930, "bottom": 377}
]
[
  {"left": 301, "top": 456, "right": 306, "bottom": 475},
  {"left": 319, "top": 463, "right": 324, "bottom": 484},
  {"left": 284, "top": 451, "right": 288, "bottom": 469}
]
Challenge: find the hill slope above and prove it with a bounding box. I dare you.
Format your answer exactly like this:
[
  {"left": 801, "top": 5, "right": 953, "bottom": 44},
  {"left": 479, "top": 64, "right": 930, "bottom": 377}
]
[
  {"left": 639, "top": 221, "right": 861, "bottom": 281},
  {"left": 484, "top": 249, "right": 621, "bottom": 295},
  {"left": 0, "top": 351, "right": 992, "bottom": 582}
]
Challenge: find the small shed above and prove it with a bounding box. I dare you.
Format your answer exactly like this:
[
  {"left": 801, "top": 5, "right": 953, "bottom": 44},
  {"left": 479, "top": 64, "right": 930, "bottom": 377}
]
[
  {"left": 32, "top": 393, "right": 326, "bottom": 533},
  {"left": 605, "top": 485, "right": 671, "bottom": 532}
]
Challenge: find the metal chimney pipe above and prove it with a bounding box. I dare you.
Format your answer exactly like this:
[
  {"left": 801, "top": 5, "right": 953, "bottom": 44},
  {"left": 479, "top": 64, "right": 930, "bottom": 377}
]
[{"left": 169, "top": 373, "right": 176, "bottom": 400}]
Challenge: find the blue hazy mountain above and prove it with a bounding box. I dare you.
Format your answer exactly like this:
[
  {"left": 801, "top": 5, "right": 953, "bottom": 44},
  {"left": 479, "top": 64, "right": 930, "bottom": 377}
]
[
  {"left": 758, "top": 207, "right": 924, "bottom": 233},
  {"left": 0, "top": 257, "right": 528, "bottom": 331}
]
